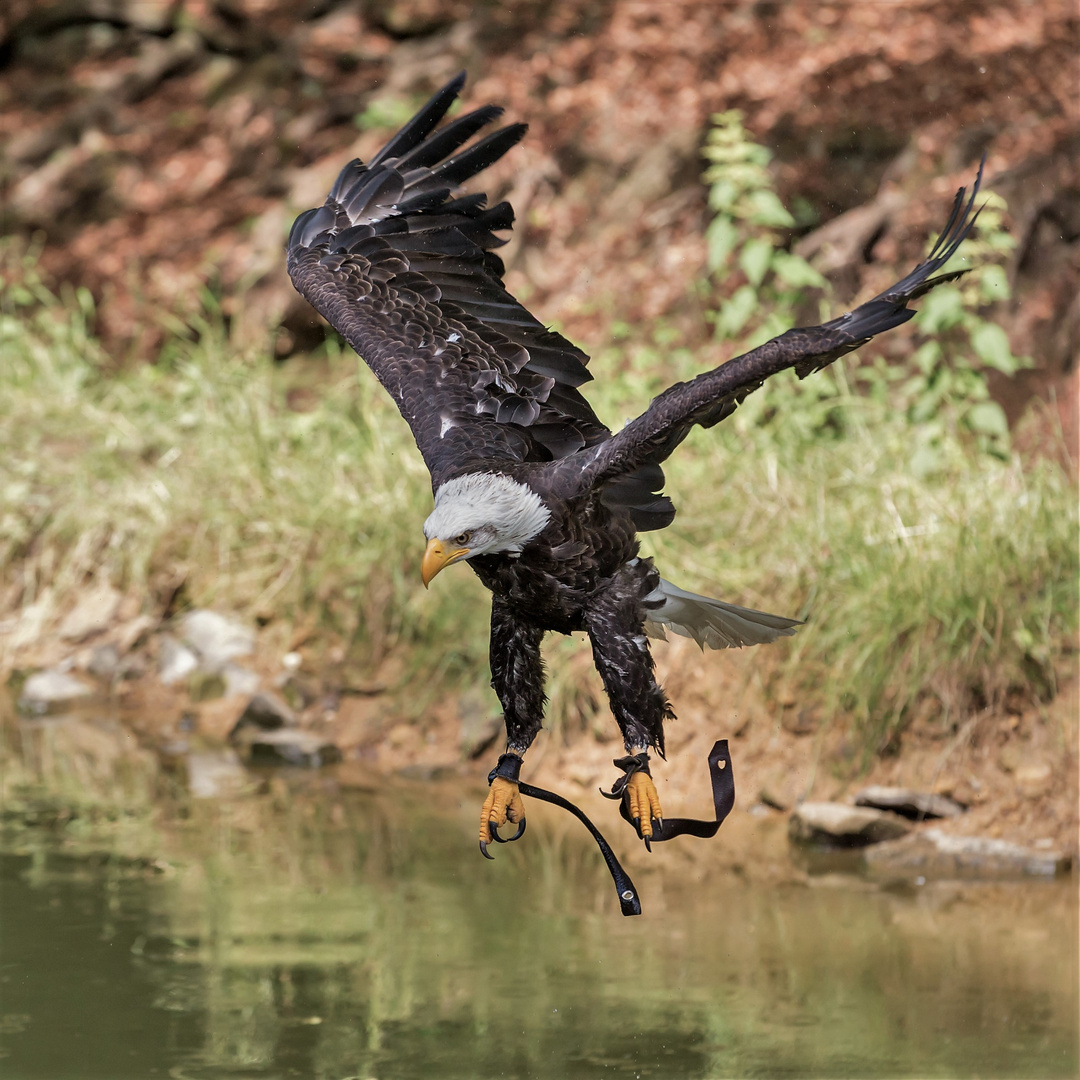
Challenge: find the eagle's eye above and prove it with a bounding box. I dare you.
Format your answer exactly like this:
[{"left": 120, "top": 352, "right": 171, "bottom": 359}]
[{"left": 454, "top": 531, "right": 471, "bottom": 546}]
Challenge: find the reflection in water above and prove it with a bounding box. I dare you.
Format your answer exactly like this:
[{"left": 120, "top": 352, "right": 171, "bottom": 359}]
[{"left": 1, "top": 778, "right": 1077, "bottom": 1079}]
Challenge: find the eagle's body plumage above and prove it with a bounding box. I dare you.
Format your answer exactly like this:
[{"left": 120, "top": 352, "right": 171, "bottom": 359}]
[{"left": 287, "top": 74, "right": 982, "bottom": 851}]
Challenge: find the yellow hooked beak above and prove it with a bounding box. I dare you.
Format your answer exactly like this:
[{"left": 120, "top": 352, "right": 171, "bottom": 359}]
[{"left": 421, "top": 538, "right": 470, "bottom": 588}]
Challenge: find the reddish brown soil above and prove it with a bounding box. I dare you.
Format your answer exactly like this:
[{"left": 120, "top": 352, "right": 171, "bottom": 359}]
[{"left": 2, "top": 1, "right": 1076, "bottom": 419}]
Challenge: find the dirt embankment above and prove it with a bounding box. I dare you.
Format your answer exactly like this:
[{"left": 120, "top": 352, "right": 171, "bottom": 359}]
[{"left": 5, "top": 606, "right": 1076, "bottom": 869}]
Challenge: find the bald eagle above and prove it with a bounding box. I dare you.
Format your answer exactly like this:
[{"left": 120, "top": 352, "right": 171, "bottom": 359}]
[{"left": 288, "top": 74, "right": 981, "bottom": 856}]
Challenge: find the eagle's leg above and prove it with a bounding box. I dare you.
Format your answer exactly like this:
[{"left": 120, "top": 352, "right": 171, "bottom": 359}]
[
  {"left": 585, "top": 561, "right": 674, "bottom": 848},
  {"left": 480, "top": 599, "right": 546, "bottom": 857}
]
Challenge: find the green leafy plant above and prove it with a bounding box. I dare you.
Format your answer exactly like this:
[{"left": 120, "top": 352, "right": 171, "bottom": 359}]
[
  {"left": 701, "top": 109, "right": 1029, "bottom": 469},
  {"left": 701, "top": 110, "right": 827, "bottom": 348},
  {"left": 631, "top": 114, "right": 1073, "bottom": 754},
  {"left": 898, "top": 191, "right": 1029, "bottom": 468}
]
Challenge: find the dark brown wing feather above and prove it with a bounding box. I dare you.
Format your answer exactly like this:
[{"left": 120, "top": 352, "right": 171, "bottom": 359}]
[
  {"left": 288, "top": 74, "right": 662, "bottom": 505},
  {"left": 547, "top": 160, "right": 985, "bottom": 502}
]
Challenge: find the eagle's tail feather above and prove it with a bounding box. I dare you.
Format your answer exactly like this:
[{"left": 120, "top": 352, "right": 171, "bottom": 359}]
[{"left": 644, "top": 578, "right": 801, "bottom": 651}]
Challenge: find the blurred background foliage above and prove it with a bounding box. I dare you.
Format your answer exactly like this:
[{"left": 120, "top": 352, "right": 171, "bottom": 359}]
[{"left": 0, "top": 0, "right": 1077, "bottom": 761}]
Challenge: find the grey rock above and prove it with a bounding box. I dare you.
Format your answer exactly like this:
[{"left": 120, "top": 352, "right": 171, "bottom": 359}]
[
  {"left": 18, "top": 669, "right": 95, "bottom": 714},
  {"left": 458, "top": 687, "right": 503, "bottom": 758},
  {"left": 186, "top": 750, "right": 250, "bottom": 799},
  {"left": 789, "top": 801, "right": 913, "bottom": 847},
  {"left": 116, "top": 652, "right": 147, "bottom": 680},
  {"left": 180, "top": 610, "right": 255, "bottom": 672},
  {"left": 229, "top": 691, "right": 297, "bottom": 742},
  {"left": 222, "top": 663, "right": 261, "bottom": 699},
  {"left": 159, "top": 634, "right": 199, "bottom": 685},
  {"left": 58, "top": 581, "right": 122, "bottom": 641},
  {"left": 88, "top": 643, "right": 121, "bottom": 679},
  {"left": 865, "top": 828, "right": 1071, "bottom": 879},
  {"left": 854, "top": 785, "right": 964, "bottom": 820},
  {"left": 245, "top": 729, "right": 342, "bottom": 768}
]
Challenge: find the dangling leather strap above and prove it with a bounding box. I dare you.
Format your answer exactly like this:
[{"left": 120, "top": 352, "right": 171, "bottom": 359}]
[
  {"left": 482, "top": 741, "right": 734, "bottom": 916},
  {"left": 516, "top": 779, "right": 642, "bottom": 917},
  {"left": 613, "top": 740, "right": 735, "bottom": 842},
  {"left": 600, "top": 751, "right": 652, "bottom": 800}
]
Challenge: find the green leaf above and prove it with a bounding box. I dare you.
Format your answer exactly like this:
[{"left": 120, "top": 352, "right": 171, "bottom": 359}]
[
  {"left": 744, "top": 189, "right": 795, "bottom": 228},
  {"left": 970, "top": 322, "right": 1018, "bottom": 374},
  {"left": 909, "top": 441, "right": 943, "bottom": 477},
  {"left": 965, "top": 400, "right": 1009, "bottom": 437},
  {"left": 714, "top": 284, "right": 759, "bottom": 340},
  {"left": 916, "top": 286, "right": 965, "bottom": 333},
  {"left": 707, "top": 178, "right": 739, "bottom": 213},
  {"left": 653, "top": 324, "right": 681, "bottom": 347},
  {"left": 771, "top": 250, "right": 827, "bottom": 289},
  {"left": 910, "top": 380, "right": 947, "bottom": 423},
  {"left": 354, "top": 96, "right": 421, "bottom": 131},
  {"left": 978, "top": 264, "right": 1011, "bottom": 302},
  {"left": 912, "top": 340, "right": 942, "bottom": 376},
  {"left": 739, "top": 237, "right": 774, "bottom": 287},
  {"left": 705, "top": 217, "right": 739, "bottom": 273},
  {"left": 744, "top": 310, "right": 793, "bottom": 349},
  {"left": 900, "top": 374, "right": 928, "bottom": 399}
]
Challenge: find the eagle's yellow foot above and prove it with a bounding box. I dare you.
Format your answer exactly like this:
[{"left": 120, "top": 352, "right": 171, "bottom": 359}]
[
  {"left": 625, "top": 770, "right": 663, "bottom": 847},
  {"left": 479, "top": 755, "right": 527, "bottom": 859},
  {"left": 603, "top": 752, "right": 663, "bottom": 850}
]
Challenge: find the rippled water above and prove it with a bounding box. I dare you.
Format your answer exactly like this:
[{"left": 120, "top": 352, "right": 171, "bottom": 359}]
[{"left": 1, "top": 774, "right": 1077, "bottom": 1079}]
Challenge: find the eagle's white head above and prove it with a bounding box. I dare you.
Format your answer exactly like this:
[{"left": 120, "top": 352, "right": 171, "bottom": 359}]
[{"left": 421, "top": 472, "right": 551, "bottom": 586}]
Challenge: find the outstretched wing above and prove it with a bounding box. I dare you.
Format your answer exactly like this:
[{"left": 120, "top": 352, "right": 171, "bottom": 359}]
[
  {"left": 287, "top": 74, "right": 629, "bottom": 495},
  {"left": 547, "top": 160, "right": 985, "bottom": 502}
]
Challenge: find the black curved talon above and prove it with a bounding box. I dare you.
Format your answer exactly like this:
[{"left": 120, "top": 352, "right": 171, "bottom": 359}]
[
  {"left": 489, "top": 817, "right": 527, "bottom": 844},
  {"left": 631, "top": 817, "right": 656, "bottom": 851},
  {"left": 479, "top": 839, "right": 495, "bottom": 860},
  {"left": 600, "top": 751, "right": 652, "bottom": 801}
]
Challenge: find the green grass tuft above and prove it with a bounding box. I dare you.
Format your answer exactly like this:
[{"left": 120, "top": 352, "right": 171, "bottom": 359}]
[
  {"left": 0, "top": 262, "right": 491, "bottom": 708},
  {"left": 1, "top": 255, "right": 1075, "bottom": 754},
  {"left": 641, "top": 368, "right": 1075, "bottom": 751}
]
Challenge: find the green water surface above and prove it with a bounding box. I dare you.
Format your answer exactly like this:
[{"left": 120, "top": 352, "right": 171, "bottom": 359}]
[{"left": 1, "top": 776, "right": 1077, "bottom": 1079}]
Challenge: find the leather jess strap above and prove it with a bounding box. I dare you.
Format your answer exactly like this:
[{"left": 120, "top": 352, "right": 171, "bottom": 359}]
[
  {"left": 517, "top": 779, "right": 643, "bottom": 917},
  {"left": 618, "top": 739, "right": 735, "bottom": 842},
  {"left": 512, "top": 740, "right": 735, "bottom": 917}
]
